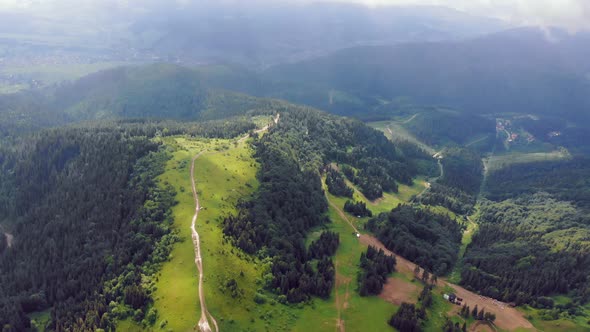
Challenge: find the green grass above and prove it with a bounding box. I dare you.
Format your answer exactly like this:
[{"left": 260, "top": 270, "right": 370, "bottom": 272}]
[
  {"left": 115, "top": 131, "right": 444, "bottom": 332},
  {"left": 369, "top": 121, "right": 436, "bottom": 155},
  {"left": 28, "top": 310, "right": 51, "bottom": 332},
  {"left": 447, "top": 213, "right": 478, "bottom": 284},
  {"left": 486, "top": 149, "right": 571, "bottom": 173},
  {"left": 293, "top": 187, "right": 398, "bottom": 332},
  {"left": 0, "top": 62, "right": 129, "bottom": 93},
  {"left": 422, "top": 287, "right": 456, "bottom": 331},
  {"left": 518, "top": 305, "right": 590, "bottom": 332},
  {"left": 118, "top": 136, "right": 298, "bottom": 331}
]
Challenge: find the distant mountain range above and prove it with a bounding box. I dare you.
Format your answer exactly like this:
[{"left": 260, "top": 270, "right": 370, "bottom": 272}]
[
  {"left": 0, "top": 3, "right": 510, "bottom": 66},
  {"left": 264, "top": 27, "right": 590, "bottom": 122}
]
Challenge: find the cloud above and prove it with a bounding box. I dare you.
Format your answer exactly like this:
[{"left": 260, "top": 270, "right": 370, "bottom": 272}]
[{"left": 0, "top": 0, "right": 588, "bottom": 31}]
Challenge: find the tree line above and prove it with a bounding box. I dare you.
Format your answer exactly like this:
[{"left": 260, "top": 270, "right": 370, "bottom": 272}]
[
  {"left": 358, "top": 246, "right": 396, "bottom": 296},
  {"left": 222, "top": 105, "right": 431, "bottom": 303},
  {"left": 366, "top": 204, "right": 463, "bottom": 276},
  {"left": 461, "top": 194, "right": 590, "bottom": 307}
]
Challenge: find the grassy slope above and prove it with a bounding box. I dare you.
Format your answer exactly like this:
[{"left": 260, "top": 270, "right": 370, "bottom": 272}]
[
  {"left": 291, "top": 176, "right": 427, "bottom": 331},
  {"left": 117, "top": 118, "right": 502, "bottom": 332},
  {"left": 119, "top": 134, "right": 297, "bottom": 331},
  {"left": 0, "top": 62, "right": 129, "bottom": 93}
]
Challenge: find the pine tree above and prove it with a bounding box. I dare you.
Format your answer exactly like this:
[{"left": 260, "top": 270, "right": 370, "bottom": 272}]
[
  {"left": 461, "top": 322, "right": 467, "bottom": 332},
  {"left": 478, "top": 308, "right": 485, "bottom": 321},
  {"left": 460, "top": 304, "right": 468, "bottom": 317},
  {"left": 472, "top": 304, "right": 479, "bottom": 319}
]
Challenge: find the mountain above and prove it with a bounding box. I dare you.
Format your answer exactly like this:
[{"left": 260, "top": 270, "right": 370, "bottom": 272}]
[
  {"left": 265, "top": 27, "right": 590, "bottom": 122},
  {"left": 129, "top": 3, "right": 509, "bottom": 66},
  {"left": 0, "top": 64, "right": 272, "bottom": 135},
  {"left": 0, "top": 3, "right": 510, "bottom": 68}
]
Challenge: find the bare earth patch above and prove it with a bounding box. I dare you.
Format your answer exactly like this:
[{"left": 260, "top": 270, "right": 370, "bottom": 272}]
[
  {"left": 379, "top": 277, "right": 419, "bottom": 305},
  {"left": 359, "top": 234, "right": 534, "bottom": 331}
]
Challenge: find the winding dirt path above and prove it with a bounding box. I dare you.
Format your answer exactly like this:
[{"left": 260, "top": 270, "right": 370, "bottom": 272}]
[
  {"left": 358, "top": 234, "right": 533, "bottom": 331},
  {"left": 189, "top": 114, "right": 279, "bottom": 332},
  {"left": 238, "top": 113, "right": 280, "bottom": 143},
  {"left": 326, "top": 194, "right": 532, "bottom": 331},
  {"left": 190, "top": 152, "right": 218, "bottom": 332}
]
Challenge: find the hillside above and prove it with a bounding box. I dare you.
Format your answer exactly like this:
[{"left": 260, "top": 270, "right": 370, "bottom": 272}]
[
  {"left": 0, "top": 64, "right": 272, "bottom": 135},
  {"left": 265, "top": 27, "right": 590, "bottom": 123}
]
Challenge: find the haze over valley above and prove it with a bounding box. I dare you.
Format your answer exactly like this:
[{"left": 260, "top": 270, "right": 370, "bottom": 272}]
[{"left": 1, "top": 1, "right": 590, "bottom": 331}]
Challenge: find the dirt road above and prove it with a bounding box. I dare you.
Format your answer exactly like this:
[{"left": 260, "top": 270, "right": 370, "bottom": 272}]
[
  {"left": 238, "top": 113, "right": 280, "bottom": 143},
  {"left": 359, "top": 234, "right": 533, "bottom": 331},
  {"left": 189, "top": 114, "right": 280, "bottom": 332},
  {"left": 190, "top": 152, "right": 218, "bottom": 332}
]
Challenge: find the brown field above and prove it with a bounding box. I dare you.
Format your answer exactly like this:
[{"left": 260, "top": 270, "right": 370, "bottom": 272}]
[{"left": 379, "top": 277, "right": 419, "bottom": 305}]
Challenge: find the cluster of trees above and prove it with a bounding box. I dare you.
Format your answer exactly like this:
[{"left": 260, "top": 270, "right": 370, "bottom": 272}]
[
  {"left": 461, "top": 194, "right": 590, "bottom": 305},
  {"left": 388, "top": 281, "right": 439, "bottom": 331},
  {"left": 485, "top": 157, "right": 590, "bottom": 211},
  {"left": 0, "top": 126, "right": 180, "bottom": 330},
  {"left": 325, "top": 169, "right": 353, "bottom": 197},
  {"left": 403, "top": 110, "right": 495, "bottom": 150},
  {"left": 222, "top": 105, "right": 429, "bottom": 302},
  {"left": 418, "top": 285, "right": 434, "bottom": 308},
  {"left": 366, "top": 204, "right": 463, "bottom": 275},
  {"left": 388, "top": 303, "right": 425, "bottom": 332},
  {"left": 459, "top": 304, "right": 496, "bottom": 322},
  {"left": 442, "top": 320, "right": 467, "bottom": 332},
  {"left": 343, "top": 200, "right": 372, "bottom": 217},
  {"left": 341, "top": 160, "right": 406, "bottom": 200},
  {"left": 358, "top": 246, "right": 396, "bottom": 296},
  {"left": 308, "top": 231, "right": 339, "bottom": 259},
  {"left": 418, "top": 183, "right": 476, "bottom": 215},
  {"left": 0, "top": 64, "right": 291, "bottom": 137},
  {"left": 439, "top": 148, "right": 484, "bottom": 196}
]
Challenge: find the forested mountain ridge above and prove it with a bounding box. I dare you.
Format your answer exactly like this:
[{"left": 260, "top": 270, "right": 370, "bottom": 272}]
[
  {"left": 264, "top": 27, "right": 590, "bottom": 123},
  {"left": 223, "top": 104, "right": 434, "bottom": 303},
  {"left": 461, "top": 194, "right": 590, "bottom": 306},
  {"left": 0, "top": 64, "right": 272, "bottom": 136},
  {"left": 0, "top": 118, "right": 259, "bottom": 330}
]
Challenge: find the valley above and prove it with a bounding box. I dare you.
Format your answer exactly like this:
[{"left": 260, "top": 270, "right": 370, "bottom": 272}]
[{"left": 2, "top": 9, "right": 590, "bottom": 330}]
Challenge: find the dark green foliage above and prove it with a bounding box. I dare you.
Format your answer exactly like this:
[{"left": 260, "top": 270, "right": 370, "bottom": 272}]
[
  {"left": 358, "top": 246, "right": 396, "bottom": 296},
  {"left": 124, "top": 285, "right": 150, "bottom": 310},
  {"left": 486, "top": 157, "right": 590, "bottom": 210},
  {"left": 460, "top": 304, "right": 470, "bottom": 318},
  {"left": 366, "top": 204, "right": 463, "bottom": 275},
  {"left": 309, "top": 231, "right": 340, "bottom": 259},
  {"left": 443, "top": 318, "right": 465, "bottom": 332},
  {"left": 0, "top": 126, "right": 179, "bottom": 330},
  {"left": 0, "top": 64, "right": 271, "bottom": 136},
  {"left": 418, "top": 183, "right": 476, "bottom": 215},
  {"left": 472, "top": 305, "right": 479, "bottom": 318},
  {"left": 439, "top": 148, "right": 484, "bottom": 195},
  {"left": 266, "top": 30, "right": 590, "bottom": 124},
  {"left": 388, "top": 302, "right": 424, "bottom": 332},
  {"left": 222, "top": 105, "right": 424, "bottom": 302},
  {"left": 418, "top": 285, "right": 434, "bottom": 308},
  {"left": 325, "top": 169, "right": 353, "bottom": 197},
  {"left": 403, "top": 110, "right": 495, "bottom": 149},
  {"left": 343, "top": 200, "right": 372, "bottom": 217},
  {"left": 461, "top": 194, "right": 590, "bottom": 305}
]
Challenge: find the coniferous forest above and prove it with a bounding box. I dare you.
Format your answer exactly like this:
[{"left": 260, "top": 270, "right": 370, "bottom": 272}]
[
  {"left": 222, "top": 106, "right": 432, "bottom": 303},
  {"left": 2, "top": 11, "right": 590, "bottom": 329}
]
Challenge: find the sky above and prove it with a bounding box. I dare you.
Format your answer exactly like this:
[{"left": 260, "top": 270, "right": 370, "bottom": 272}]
[{"left": 0, "top": 0, "right": 588, "bottom": 31}]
